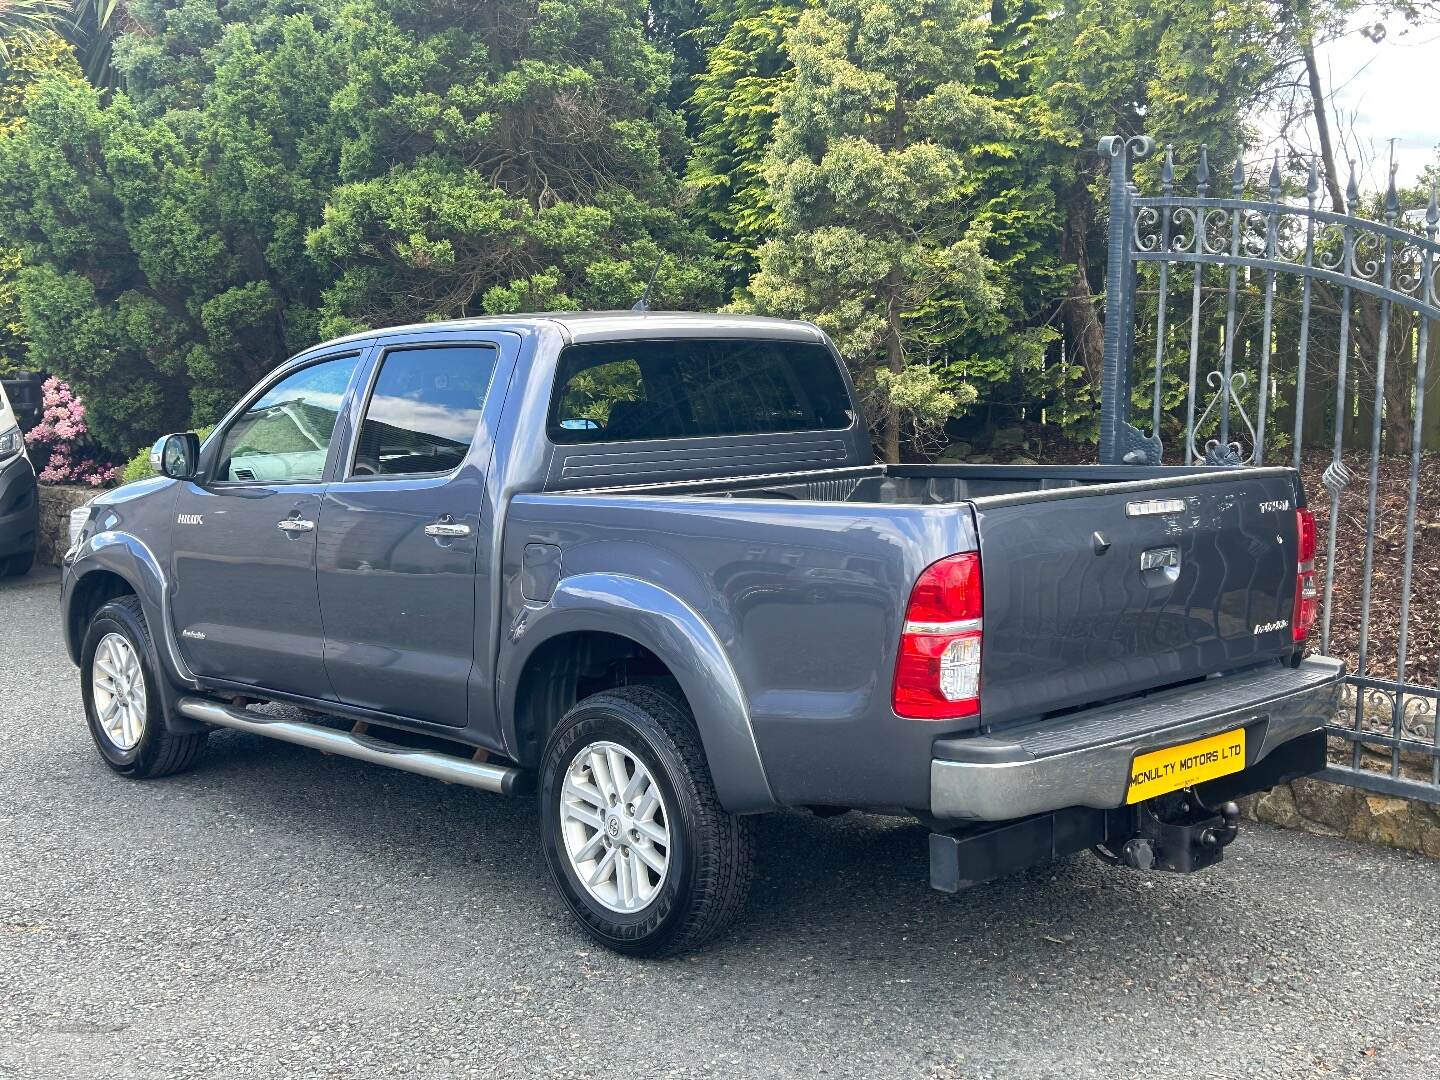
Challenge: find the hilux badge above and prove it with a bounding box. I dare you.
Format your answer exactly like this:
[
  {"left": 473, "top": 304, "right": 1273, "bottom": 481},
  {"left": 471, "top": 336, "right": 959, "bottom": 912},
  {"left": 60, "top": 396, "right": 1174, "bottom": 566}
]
[
  {"left": 177, "top": 513, "right": 203, "bottom": 526},
  {"left": 1253, "top": 619, "right": 1289, "bottom": 635}
]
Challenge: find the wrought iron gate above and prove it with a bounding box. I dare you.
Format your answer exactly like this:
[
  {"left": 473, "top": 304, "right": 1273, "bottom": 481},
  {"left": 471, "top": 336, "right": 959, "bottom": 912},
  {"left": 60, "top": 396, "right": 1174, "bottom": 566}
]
[{"left": 1096, "top": 134, "right": 1440, "bottom": 803}]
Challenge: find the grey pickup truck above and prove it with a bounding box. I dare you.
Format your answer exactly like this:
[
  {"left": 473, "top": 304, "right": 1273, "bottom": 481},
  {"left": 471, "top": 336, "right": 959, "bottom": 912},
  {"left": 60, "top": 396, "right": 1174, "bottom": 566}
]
[{"left": 62, "top": 312, "right": 1342, "bottom": 955}]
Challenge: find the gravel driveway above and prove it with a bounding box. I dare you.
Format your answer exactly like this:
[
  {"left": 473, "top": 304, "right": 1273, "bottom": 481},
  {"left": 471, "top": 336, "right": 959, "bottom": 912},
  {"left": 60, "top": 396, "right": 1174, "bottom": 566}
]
[{"left": 4, "top": 567, "right": 1439, "bottom": 1079}]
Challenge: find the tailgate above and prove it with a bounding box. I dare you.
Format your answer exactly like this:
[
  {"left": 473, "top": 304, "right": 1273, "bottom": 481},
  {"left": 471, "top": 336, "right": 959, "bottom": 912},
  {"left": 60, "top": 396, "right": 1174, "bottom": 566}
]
[{"left": 972, "top": 467, "right": 1303, "bottom": 730}]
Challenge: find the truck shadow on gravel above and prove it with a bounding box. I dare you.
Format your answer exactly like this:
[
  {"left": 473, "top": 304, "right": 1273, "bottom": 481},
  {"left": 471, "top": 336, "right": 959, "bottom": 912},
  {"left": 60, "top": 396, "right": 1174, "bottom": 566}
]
[{"left": 177, "top": 725, "right": 1326, "bottom": 990}]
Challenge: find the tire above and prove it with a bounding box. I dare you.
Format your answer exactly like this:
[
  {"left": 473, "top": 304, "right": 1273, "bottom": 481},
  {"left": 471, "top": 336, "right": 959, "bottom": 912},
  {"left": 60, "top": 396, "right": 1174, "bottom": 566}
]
[
  {"left": 0, "top": 551, "right": 33, "bottom": 578},
  {"left": 80, "top": 596, "right": 207, "bottom": 778},
  {"left": 539, "top": 685, "right": 754, "bottom": 957}
]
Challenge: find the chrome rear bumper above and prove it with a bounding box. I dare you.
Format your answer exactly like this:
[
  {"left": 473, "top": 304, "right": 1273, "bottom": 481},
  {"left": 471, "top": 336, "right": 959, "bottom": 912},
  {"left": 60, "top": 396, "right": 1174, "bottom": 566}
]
[{"left": 930, "top": 656, "right": 1344, "bottom": 822}]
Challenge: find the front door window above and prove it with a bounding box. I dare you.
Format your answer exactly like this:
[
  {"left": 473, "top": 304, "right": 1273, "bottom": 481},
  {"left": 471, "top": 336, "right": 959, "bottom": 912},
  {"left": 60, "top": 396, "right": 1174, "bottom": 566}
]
[{"left": 216, "top": 356, "right": 357, "bottom": 483}]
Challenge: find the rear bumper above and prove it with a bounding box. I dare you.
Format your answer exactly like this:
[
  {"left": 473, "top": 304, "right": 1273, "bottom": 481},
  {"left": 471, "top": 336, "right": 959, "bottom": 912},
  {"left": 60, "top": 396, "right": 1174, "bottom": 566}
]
[
  {"left": 0, "top": 453, "right": 38, "bottom": 560},
  {"left": 930, "top": 655, "right": 1344, "bottom": 822}
]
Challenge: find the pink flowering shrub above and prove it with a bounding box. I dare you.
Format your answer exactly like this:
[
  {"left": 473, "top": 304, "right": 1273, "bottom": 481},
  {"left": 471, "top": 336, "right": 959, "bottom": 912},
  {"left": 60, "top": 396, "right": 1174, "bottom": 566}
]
[{"left": 24, "top": 378, "right": 120, "bottom": 487}]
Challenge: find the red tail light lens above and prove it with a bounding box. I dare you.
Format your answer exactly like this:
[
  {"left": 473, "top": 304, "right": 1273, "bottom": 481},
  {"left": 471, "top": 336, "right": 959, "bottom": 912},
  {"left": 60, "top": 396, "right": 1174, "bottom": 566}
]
[
  {"left": 1297, "top": 506, "right": 1316, "bottom": 562},
  {"left": 1294, "top": 508, "right": 1318, "bottom": 642},
  {"left": 893, "top": 553, "right": 982, "bottom": 719}
]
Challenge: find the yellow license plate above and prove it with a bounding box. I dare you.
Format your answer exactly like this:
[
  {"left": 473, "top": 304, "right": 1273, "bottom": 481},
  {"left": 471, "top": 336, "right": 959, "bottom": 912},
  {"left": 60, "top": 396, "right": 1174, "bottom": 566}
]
[{"left": 1126, "top": 727, "right": 1247, "bottom": 804}]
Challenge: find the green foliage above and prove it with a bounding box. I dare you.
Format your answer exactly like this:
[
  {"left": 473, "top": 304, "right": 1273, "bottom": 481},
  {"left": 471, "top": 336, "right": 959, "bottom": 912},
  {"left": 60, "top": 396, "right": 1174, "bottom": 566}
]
[
  {"left": 554, "top": 358, "right": 644, "bottom": 427},
  {"left": 0, "top": 0, "right": 719, "bottom": 455},
  {"left": 0, "top": 0, "right": 1382, "bottom": 460},
  {"left": 0, "top": 30, "right": 83, "bottom": 136},
  {"left": 0, "top": 249, "right": 23, "bottom": 378},
  {"left": 686, "top": 0, "right": 810, "bottom": 284},
  {"left": 308, "top": 0, "right": 722, "bottom": 332},
  {"left": 119, "top": 444, "right": 153, "bottom": 486},
  {"left": 0, "top": 31, "right": 83, "bottom": 377},
  {"left": 0, "top": 1, "right": 71, "bottom": 63},
  {"left": 737, "top": 0, "right": 1007, "bottom": 458},
  {"left": 0, "top": 4, "right": 343, "bottom": 453}
]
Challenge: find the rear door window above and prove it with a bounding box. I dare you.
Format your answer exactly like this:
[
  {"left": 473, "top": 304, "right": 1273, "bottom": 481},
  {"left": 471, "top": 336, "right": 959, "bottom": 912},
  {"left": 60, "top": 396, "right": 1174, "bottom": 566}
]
[
  {"left": 548, "top": 339, "right": 853, "bottom": 443},
  {"left": 349, "top": 344, "right": 498, "bottom": 477}
]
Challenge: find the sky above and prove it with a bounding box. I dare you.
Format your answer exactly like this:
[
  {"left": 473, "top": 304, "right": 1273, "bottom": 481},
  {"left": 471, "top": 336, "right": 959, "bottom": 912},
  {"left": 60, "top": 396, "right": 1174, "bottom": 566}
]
[{"left": 1312, "top": 13, "right": 1440, "bottom": 192}]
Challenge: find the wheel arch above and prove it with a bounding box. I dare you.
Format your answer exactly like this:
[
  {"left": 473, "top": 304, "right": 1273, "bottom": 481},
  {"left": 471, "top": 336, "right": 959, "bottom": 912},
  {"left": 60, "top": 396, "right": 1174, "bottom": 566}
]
[
  {"left": 500, "top": 574, "right": 777, "bottom": 814},
  {"left": 65, "top": 536, "right": 203, "bottom": 731},
  {"left": 65, "top": 567, "right": 137, "bottom": 664}
]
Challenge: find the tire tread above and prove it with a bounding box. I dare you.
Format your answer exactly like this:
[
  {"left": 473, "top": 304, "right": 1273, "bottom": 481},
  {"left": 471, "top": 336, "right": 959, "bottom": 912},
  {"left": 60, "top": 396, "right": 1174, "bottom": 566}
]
[
  {"left": 91, "top": 596, "right": 207, "bottom": 778},
  {"left": 545, "top": 684, "right": 754, "bottom": 956}
]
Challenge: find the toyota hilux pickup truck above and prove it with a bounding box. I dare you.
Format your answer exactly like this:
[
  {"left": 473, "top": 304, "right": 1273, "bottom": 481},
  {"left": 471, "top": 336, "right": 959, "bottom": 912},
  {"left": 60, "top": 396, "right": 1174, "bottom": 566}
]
[{"left": 62, "top": 312, "right": 1342, "bottom": 955}]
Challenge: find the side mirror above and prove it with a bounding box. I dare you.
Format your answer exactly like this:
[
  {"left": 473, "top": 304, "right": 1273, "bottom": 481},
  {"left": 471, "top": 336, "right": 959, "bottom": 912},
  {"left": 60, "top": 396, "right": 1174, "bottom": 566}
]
[{"left": 149, "top": 432, "right": 200, "bottom": 481}]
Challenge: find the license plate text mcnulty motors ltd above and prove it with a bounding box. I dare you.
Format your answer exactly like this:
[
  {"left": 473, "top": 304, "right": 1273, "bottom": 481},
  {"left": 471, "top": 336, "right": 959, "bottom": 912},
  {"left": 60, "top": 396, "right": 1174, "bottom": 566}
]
[{"left": 1126, "top": 727, "right": 1247, "bottom": 803}]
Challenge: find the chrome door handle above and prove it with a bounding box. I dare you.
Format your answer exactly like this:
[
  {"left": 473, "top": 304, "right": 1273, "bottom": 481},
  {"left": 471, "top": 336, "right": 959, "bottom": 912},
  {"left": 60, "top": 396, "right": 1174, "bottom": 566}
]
[
  {"left": 276, "top": 518, "right": 316, "bottom": 533},
  {"left": 424, "top": 520, "right": 472, "bottom": 538}
]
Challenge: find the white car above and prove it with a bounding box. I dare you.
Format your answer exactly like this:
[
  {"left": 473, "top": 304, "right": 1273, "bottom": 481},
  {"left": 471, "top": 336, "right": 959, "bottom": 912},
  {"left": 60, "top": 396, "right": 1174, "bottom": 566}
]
[{"left": 0, "top": 380, "right": 38, "bottom": 576}]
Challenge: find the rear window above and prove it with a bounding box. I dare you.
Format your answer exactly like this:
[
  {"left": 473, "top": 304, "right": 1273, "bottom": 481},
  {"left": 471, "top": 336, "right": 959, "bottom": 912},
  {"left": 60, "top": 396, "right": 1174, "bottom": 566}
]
[{"left": 548, "top": 338, "right": 853, "bottom": 443}]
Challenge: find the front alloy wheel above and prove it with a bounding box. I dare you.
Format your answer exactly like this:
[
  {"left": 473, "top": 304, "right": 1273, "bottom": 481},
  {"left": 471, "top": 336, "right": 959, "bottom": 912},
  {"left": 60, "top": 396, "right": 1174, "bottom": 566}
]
[
  {"left": 91, "top": 631, "right": 148, "bottom": 751},
  {"left": 80, "top": 596, "right": 207, "bottom": 778}
]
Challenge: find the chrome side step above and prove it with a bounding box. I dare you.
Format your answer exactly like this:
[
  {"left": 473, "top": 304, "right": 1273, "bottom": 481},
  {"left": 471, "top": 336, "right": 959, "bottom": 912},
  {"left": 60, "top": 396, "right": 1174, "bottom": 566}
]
[{"left": 176, "top": 697, "right": 528, "bottom": 795}]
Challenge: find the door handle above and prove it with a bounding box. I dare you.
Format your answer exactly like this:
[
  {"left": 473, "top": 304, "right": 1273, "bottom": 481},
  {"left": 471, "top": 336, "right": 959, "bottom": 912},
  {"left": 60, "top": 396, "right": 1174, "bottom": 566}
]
[
  {"left": 424, "top": 519, "right": 471, "bottom": 538},
  {"left": 276, "top": 518, "right": 316, "bottom": 533}
]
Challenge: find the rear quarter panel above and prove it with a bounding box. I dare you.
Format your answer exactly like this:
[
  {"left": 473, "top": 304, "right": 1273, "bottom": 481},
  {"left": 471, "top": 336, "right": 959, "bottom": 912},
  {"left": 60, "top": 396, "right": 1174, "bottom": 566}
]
[{"left": 498, "top": 494, "right": 978, "bottom": 810}]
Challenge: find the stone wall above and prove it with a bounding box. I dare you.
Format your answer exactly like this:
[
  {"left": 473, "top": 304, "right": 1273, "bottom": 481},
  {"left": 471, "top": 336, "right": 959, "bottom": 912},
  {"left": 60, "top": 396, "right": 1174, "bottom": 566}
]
[
  {"left": 1242, "top": 777, "right": 1440, "bottom": 859},
  {"left": 35, "top": 485, "right": 96, "bottom": 566}
]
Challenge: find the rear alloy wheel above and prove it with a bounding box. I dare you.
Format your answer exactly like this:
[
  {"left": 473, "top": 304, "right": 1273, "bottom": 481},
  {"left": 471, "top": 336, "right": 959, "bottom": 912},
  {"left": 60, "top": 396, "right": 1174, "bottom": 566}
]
[
  {"left": 81, "top": 596, "right": 207, "bottom": 778},
  {"left": 539, "top": 686, "right": 754, "bottom": 957},
  {"left": 559, "top": 740, "right": 673, "bottom": 913}
]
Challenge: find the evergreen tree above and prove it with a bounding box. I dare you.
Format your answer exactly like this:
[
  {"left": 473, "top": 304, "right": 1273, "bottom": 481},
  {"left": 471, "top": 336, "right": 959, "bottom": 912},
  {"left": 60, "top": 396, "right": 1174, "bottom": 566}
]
[
  {"left": 308, "top": 0, "right": 722, "bottom": 332},
  {"left": 0, "top": 0, "right": 719, "bottom": 454},
  {"left": 0, "top": 3, "right": 347, "bottom": 451},
  {"left": 741, "top": 0, "right": 1005, "bottom": 461},
  {"left": 0, "top": 30, "right": 83, "bottom": 377},
  {"left": 1021, "top": 0, "right": 1276, "bottom": 410},
  {"left": 686, "top": 0, "right": 811, "bottom": 287}
]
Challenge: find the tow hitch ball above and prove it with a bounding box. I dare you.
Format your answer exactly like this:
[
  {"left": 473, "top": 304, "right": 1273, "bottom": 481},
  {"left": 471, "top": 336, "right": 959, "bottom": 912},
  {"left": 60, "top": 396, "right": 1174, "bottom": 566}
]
[{"left": 1096, "top": 794, "right": 1241, "bottom": 874}]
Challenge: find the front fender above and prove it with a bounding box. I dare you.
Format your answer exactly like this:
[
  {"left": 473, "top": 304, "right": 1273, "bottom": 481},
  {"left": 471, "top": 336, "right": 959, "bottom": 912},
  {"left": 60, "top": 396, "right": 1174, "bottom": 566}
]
[
  {"left": 498, "top": 573, "right": 777, "bottom": 814},
  {"left": 65, "top": 531, "right": 200, "bottom": 702}
]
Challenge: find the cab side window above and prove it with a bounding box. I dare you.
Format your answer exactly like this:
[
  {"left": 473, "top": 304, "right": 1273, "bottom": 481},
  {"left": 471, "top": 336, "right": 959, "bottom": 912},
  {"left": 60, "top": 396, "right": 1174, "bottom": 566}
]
[
  {"left": 551, "top": 358, "right": 644, "bottom": 434},
  {"left": 547, "top": 339, "right": 853, "bottom": 443},
  {"left": 216, "top": 354, "right": 359, "bottom": 483},
  {"left": 350, "top": 345, "right": 498, "bottom": 478}
]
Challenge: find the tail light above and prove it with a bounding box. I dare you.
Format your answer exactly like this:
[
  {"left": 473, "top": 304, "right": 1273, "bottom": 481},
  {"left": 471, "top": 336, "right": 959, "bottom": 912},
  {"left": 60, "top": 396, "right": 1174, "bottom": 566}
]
[
  {"left": 1294, "top": 507, "right": 1317, "bottom": 643},
  {"left": 893, "top": 553, "right": 982, "bottom": 719}
]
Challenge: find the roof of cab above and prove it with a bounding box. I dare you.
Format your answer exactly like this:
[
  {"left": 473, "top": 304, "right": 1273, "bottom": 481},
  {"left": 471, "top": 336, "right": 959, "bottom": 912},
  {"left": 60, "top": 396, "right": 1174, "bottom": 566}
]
[{"left": 299, "top": 311, "right": 826, "bottom": 356}]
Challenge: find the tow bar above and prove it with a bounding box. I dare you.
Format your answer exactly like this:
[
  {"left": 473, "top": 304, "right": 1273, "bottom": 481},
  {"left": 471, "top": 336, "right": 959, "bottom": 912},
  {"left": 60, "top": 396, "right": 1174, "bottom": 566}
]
[
  {"left": 1092, "top": 793, "right": 1240, "bottom": 874},
  {"left": 927, "top": 796, "right": 1240, "bottom": 892},
  {"left": 928, "top": 728, "right": 1323, "bottom": 893}
]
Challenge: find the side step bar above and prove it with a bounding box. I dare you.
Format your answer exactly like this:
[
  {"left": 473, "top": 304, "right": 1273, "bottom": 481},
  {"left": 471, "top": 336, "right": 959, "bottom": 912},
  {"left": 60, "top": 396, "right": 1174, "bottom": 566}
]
[{"left": 176, "top": 697, "right": 529, "bottom": 795}]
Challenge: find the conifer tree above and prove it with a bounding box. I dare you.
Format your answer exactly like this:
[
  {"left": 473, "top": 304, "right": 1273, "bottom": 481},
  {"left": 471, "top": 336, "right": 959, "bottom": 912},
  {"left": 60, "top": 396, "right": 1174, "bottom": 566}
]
[{"left": 742, "top": 0, "right": 1004, "bottom": 461}]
